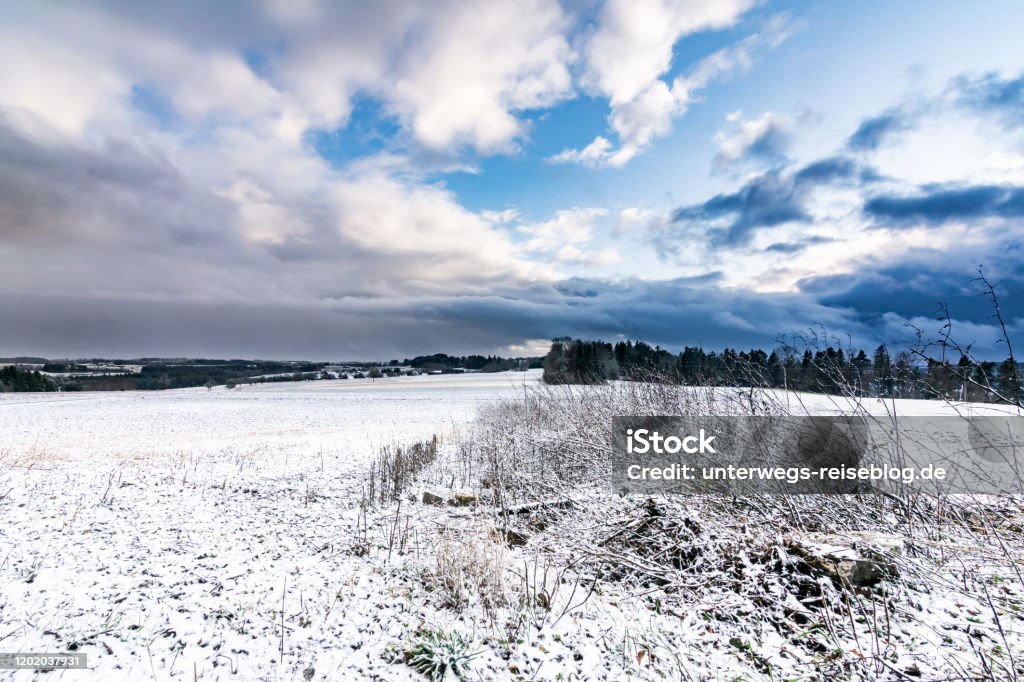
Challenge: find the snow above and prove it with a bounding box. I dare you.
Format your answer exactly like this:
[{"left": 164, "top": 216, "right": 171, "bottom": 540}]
[
  {"left": 0, "top": 371, "right": 537, "bottom": 681},
  {"left": 1, "top": 374, "right": 1021, "bottom": 681}
]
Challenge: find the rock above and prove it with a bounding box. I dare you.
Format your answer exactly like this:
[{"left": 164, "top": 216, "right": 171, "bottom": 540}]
[
  {"left": 835, "top": 558, "right": 889, "bottom": 586},
  {"left": 501, "top": 528, "right": 529, "bottom": 547},
  {"left": 449, "top": 494, "right": 478, "bottom": 507},
  {"left": 785, "top": 532, "right": 901, "bottom": 587},
  {"left": 421, "top": 491, "right": 446, "bottom": 506}
]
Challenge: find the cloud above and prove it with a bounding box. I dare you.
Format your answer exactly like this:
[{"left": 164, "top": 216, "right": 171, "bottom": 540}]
[
  {"left": 0, "top": 1, "right": 574, "bottom": 157},
  {"left": 2, "top": 4, "right": 1023, "bottom": 362},
  {"left": 0, "top": 276, "right": 868, "bottom": 360},
  {"left": 386, "top": 0, "right": 574, "bottom": 154},
  {"left": 580, "top": 0, "right": 756, "bottom": 105},
  {"left": 797, "top": 244, "right": 1024, "bottom": 330},
  {"left": 792, "top": 156, "right": 860, "bottom": 183},
  {"left": 480, "top": 208, "right": 520, "bottom": 224},
  {"left": 955, "top": 71, "right": 1024, "bottom": 128},
  {"left": 713, "top": 111, "right": 792, "bottom": 170},
  {"left": 517, "top": 207, "right": 619, "bottom": 265},
  {"left": 519, "top": 207, "right": 608, "bottom": 250},
  {"left": 0, "top": 111, "right": 565, "bottom": 311},
  {"left": 0, "top": 115, "right": 234, "bottom": 250},
  {"left": 764, "top": 235, "right": 834, "bottom": 254},
  {"left": 546, "top": 136, "right": 614, "bottom": 167},
  {"left": 550, "top": 7, "right": 791, "bottom": 168},
  {"left": 847, "top": 109, "right": 913, "bottom": 151},
  {"left": 847, "top": 72, "right": 1023, "bottom": 155},
  {"left": 864, "top": 184, "right": 1024, "bottom": 225},
  {"left": 613, "top": 207, "right": 665, "bottom": 236},
  {"left": 668, "top": 156, "right": 864, "bottom": 246}
]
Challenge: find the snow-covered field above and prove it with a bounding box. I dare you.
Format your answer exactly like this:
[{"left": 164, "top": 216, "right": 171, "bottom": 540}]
[
  {"left": 1, "top": 373, "right": 1022, "bottom": 681},
  {"left": 0, "top": 371, "right": 537, "bottom": 681}
]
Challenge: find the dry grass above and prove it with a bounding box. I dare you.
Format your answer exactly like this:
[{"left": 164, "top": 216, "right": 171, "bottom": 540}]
[
  {"left": 431, "top": 521, "right": 509, "bottom": 612},
  {"left": 366, "top": 436, "right": 439, "bottom": 506},
  {"left": 421, "top": 377, "right": 1024, "bottom": 680}
]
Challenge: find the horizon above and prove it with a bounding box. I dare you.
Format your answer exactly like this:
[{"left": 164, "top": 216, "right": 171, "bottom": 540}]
[{"left": 1, "top": 1, "right": 1022, "bottom": 359}]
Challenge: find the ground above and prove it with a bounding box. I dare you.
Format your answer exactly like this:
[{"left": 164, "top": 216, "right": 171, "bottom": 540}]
[
  {"left": 0, "top": 372, "right": 532, "bottom": 681},
  {"left": 1, "top": 371, "right": 1022, "bottom": 681}
]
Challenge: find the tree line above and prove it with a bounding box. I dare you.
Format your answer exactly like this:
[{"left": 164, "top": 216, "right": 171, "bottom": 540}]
[
  {"left": 0, "top": 366, "right": 57, "bottom": 392},
  {"left": 541, "top": 337, "right": 1023, "bottom": 402},
  {"left": 405, "top": 353, "right": 541, "bottom": 373}
]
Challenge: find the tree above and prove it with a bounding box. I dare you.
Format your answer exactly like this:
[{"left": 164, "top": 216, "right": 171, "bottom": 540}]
[
  {"left": 873, "top": 345, "right": 892, "bottom": 397},
  {"left": 542, "top": 338, "right": 571, "bottom": 384},
  {"left": 998, "top": 357, "right": 1022, "bottom": 404},
  {"left": 909, "top": 267, "right": 1022, "bottom": 408},
  {"left": 0, "top": 366, "right": 57, "bottom": 392}
]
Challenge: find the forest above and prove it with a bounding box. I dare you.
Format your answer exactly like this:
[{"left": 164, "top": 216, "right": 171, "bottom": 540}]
[{"left": 541, "top": 337, "right": 1023, "bottom": 402}]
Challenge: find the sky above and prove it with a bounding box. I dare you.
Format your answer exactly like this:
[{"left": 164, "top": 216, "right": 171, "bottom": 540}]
[{"left": 1, "top": 0, "right": 1023, "bottom": 360}]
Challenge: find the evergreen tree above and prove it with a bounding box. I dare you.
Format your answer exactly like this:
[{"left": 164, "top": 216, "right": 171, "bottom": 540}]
[{"left": 997, "top": 357, "right": 1021, "bottom": 403}]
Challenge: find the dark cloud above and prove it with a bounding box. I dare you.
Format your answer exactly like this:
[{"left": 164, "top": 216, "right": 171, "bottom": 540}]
[
  {"left": 847, "top": 110, "right": 912, "bottom": 151},
  {"left": 864, "top": 184, "right": 1024, "bottom": 225},
  {"left": 793, "top": 156, "right": 858, "bottom": 183},
  {"left": 764, "top": 235, "right": 834, "bottom": 254},
  {"left": 743, "top": 125, "right": 790, "bottom": 163},
  {"left": 669, "top": 156, "right": 867, "bottom": 247},
  {"left": 0, "top": 278, "right": 867, "bottom": 360},
  {"left": 0, "top": 115, "right": 235, "bottom": 249},
  {"left": 1, "top": 256, "right": 1017, "bottom": 361},
  {"left": 670, "top": 171, "right": 806, "bottom": 247},
  {"left": 955, "top": 71, "right": 1024, "bottom": 127},
  {"left": 798, "top": 240, "right": 1024, "bottom": 325}
]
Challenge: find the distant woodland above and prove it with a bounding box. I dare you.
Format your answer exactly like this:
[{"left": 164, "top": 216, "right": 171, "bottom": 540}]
[
  {"left": 0, "top": 365, "right": 56, "bottom": 392},
  {"left": 0, "top": 353, "right": 542, "bottom": 392},
  {"left": 541, "top": 337, "right": 1023, "bottom": 403},
  {"left": 4, "top": 337, "right": 1019, "bottom": 402}
]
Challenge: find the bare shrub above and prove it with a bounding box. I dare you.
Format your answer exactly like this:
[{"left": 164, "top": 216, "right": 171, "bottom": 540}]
[
  {"left": 457, "top": 379, "right": 794, "bottom": 509},
  {"left": 365, "top": 435, "right": 439, "bottom": 506},
  {"left": 511, "top": 552, "right": 597, "bottom": 634},
  {"left": 439, "top": 363, "right": 1024, "bottom": 680}
]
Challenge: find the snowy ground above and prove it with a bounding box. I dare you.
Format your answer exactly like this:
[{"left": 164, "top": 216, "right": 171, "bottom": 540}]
[
  {"left": 0, "top": 372, "right": 537, "bottom": 681},
  {"left": 1, "top": 374, "right": 1021, "bottom": 681}
]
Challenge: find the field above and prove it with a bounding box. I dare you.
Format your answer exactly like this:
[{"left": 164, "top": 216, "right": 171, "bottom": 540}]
[
  {"left": 2, "top": 372, "right": 1023, "bottom": 681},
  {"left": 0, "top": 372, "right": 534, "bottom": 681}
]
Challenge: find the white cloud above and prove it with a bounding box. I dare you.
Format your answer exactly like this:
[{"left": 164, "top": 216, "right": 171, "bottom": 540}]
[
  {"left": 519, "top": 207, "right": 609, "bottom": 251},
  {"left": 554, "top": 245, "right": 621, "bottom": 266},
  {"left": 547, "top": 136, "right": 613, "bottom": 167},
  {"left": 0, "top": 1, "right": 598, "bottom": 307},
  {"left": 554, "top": 10, "right": 794, "bottom": 167},
  {"left": 331, "top": 167, "right": 554, "bottom": 291},
  {"left": 871, "top": 110, "right": 1024, "bottom": 187},
  {"left": 613, "top": 207, "right": 665, "bottom": 236},
  {"left": 216, "top": 179, "right": 312, "bottom": 245},
  {"left": 497, "top": 338, "right": 554, "bottom": 357},
  {"left": 515, "top": 207, "right": 620, "bottom": 266},
  {"left": 713, "top": 111, "right": 792, "bottom": 169},
  {"left": 581, "top": 0, "right": 755, "bottom": 105},
  {"left": 0, "top": 1, "right": 574, "bottom": 157},
  {"left": 480, "top": 208, "right": 521, "bottom": 224},
  {"left": 389, "top": 0, "right": 573, "bottom": 153}
]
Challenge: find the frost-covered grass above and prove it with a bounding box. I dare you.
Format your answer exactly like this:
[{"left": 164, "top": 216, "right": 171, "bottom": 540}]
[
  {"left": 2, "top": 373, "right": 1023, "bottom": 680},
  {"left": 0, "top": 372, "right": 534, "bottom": 681}
]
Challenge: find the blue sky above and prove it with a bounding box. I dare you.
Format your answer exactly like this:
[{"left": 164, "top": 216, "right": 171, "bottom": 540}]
[{"left": 0, "top": 0, "right": 1022, "bottom": 359}]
